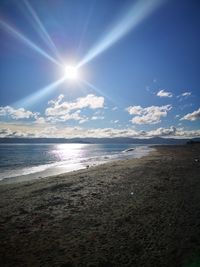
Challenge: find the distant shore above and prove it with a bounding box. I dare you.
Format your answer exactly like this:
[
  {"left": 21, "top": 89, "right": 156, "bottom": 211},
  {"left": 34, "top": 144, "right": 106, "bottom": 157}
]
[{"left": 0, "top": 144, "right": 200, "bottom": 267}]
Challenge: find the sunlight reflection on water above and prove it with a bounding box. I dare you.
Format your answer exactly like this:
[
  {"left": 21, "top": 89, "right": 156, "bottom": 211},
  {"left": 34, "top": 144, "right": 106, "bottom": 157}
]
[
  {"left": 0, "top": 144, "right": 154, "bottom": 183},
  {"left": 50, "top": 143, "right": 87, "bottom": 161}
]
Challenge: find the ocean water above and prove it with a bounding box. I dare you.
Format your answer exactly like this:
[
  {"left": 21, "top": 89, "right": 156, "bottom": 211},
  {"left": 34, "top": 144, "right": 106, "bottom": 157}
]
[{"left": 0, "top": 143, "right": 153, "bottom": 183}]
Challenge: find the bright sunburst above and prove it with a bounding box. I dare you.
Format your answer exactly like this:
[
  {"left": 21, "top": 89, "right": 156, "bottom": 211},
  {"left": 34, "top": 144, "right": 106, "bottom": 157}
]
[{"left": 64, "top": 65, "right": 79, "bottom": 80}]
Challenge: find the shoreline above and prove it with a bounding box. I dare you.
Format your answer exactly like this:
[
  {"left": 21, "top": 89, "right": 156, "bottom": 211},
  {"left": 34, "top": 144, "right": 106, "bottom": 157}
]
[
  {"left": 1, "top": 144, "right": 200, "bottom": 266},
  {"left": 0, "top": 145, "right": 154, "bottom": 184}
]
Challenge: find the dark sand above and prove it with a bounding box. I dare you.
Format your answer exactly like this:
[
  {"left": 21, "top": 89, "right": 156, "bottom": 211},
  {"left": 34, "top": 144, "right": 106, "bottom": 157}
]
[{"left": 0, "top": 144, "right": 200, "bottom": 267}]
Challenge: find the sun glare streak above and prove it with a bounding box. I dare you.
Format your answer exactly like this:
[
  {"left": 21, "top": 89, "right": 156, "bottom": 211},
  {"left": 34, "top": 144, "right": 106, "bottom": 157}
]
[
  {"left": 77, "top": 0, "right": 165, "bottom": 68},
  {"left": 0, "top": 20, "right": 61, "bottom": 66},
  {"left": 80, "top": 79, "right": 116, "bottom": 105},
  {"left": 23, "top": 0, "right": 63, "bottom": 63},
  {"left": 76, "top": 0, "right": 97, "bottom": 56},
  {"left": 14, "top": 77, "right": 66, "bottom": 108}
]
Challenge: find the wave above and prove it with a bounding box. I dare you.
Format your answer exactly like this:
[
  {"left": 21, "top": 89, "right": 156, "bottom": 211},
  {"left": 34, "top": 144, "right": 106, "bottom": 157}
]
[{"left": 0, "top": 145, "right": 154, "bottom": 183}]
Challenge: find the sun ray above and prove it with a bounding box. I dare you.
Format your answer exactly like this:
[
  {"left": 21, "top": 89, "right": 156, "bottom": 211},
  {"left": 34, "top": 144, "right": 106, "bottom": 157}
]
[
  {"left": 80, "top": 79, "right": 117, "bottom": 106},
  {"left": 77, "top": 0, "right": 165, "bottom": 68},
  {"left": 76, "top": 0, "right": 97, "bottom": 56},
  {"left": 14, "top": 76, "right": 66, "bottom": 108},
  {"left": 22, "top": 0, "right": 63, "bottom": 63},
  {"left": 0, "top": 20, "right": 61, "bottom": 66}
]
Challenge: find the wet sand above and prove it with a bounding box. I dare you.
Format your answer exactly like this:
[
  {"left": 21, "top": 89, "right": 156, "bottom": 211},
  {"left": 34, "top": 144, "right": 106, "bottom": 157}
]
[{"left": 0, "top": 144, "right": 200, "bottom": 267}]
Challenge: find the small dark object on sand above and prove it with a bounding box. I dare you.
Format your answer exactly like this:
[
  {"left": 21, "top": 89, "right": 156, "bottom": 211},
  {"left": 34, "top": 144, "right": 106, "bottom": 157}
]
[{"left": 124, "top": 148, "right": 135, "bottom": 152}]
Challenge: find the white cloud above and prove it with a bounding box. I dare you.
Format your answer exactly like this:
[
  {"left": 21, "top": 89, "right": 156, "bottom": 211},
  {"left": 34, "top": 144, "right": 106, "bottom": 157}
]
[
  {"left": 179, "top": 103, "right": 194, "bottom": 111},
  {"left": 0, "top": 125, "right": 139, "bottom": 139},
  {"left": 1, "top": 124, "right": 200, "bottom": 139},
  {"left": 181, "top": 92, "right": 191, "bottom": 97},
  {"left": 48, "top": 94, "right": 64, "bottom": 106},
  {"left": 91, "top": 116, "right": 104, "bottom": 120},
  {"left": 94, "top": 110, "right": 104, "bottom": 115},
  {"left": 85, "top": 128, "right": 140, "bottom": 138},
  {"left": 177, "top": 91, "right": 192, "bottom": 101},
  {"left": 74, "top": 94, "right": 104, "bottom": 109},
  {"left": 126, "top": 105, "right": 172, "bottom": 124},
  {"left": 0, "top": 128, "right": 13, "bottom": 137},
  {"left": 180, "top": 108, "right": 200, "bottom": 121},
  {"left": 46, "top": 111, "right": 88, "bottom": 124},
  {"left": 157, "top": 89, "right": 173, "bottom": 98},
  {"left": 46, "top": 94, "right": 104, "bottom": 116},
  {"left": 127, "top": 106, "right": 144, "bottom": 115},
  {"left": 146, "top": 126, "right": 176, "bottom": 137},
  {"left": 0, "top": 106, "right": 38, "bottom": 120},
  {"left": 112, "top": 106, "right": 118, "bottom": 111},
  {"left": 110, "top": 120, "right": 119, "bottom": 124},
  {"left": 45, "top": 94, "right": 104, "bottom": 122},
  {"left": 0, "top": 94, "right": 104, "bottom": 125},
  {"left": 0, "top": 127, "right": 34, "bottom": 138},
  {"left": 34, "top": 117, "right": 46, "bottom": 124},
  {"left": 145, "top": 127, "right": 200, "bottom": 138},
  {"left": 79, "top": 118, "right": 89, "bottom": 124}
]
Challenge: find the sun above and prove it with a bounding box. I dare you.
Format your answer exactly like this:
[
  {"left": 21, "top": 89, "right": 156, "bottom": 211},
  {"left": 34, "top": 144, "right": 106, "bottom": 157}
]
[{"left": 64, "top": 65, "right": 78, "bottom": 80}]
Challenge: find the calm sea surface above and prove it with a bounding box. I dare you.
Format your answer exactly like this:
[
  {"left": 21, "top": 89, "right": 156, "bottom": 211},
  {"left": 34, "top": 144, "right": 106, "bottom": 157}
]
[{"left": 0, "top": 143, "right": 153, "bottom": 183}]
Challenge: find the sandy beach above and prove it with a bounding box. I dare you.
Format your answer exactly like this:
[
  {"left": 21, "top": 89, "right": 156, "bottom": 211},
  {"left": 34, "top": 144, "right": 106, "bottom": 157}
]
[{"left": 0, "top": 144, "right": 200, "bottom": 267}]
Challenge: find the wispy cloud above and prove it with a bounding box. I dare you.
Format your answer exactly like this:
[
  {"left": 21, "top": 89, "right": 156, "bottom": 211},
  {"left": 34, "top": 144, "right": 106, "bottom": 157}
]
[
  {"left": 91, "top": 116, "right": 104, "bottom": 120},
  {"left": 145, "top": 127, "right": 200, "bottom": 138},
  {"left": 45, "top": 94, "right": 104, "bottom": 123},
  {"left": 177, "top": 91, "right": 192, "bottom": 101},
  {"left": 0, "top": 128, "right": 13, "bottom": 138},
  {"left": 0, "top": 106, "right": 38, "bottom": 120},
  {"left": 0, "top": 94, "right": 105, "bottom": 125},
  {"left": 157, "top": 89, "right": 173, "bottom": 98},
  {"left": 47, "top": 111, "right": 88, "bottom": 124},
  {"left": 111, "top": 120, "right": 119, "bottom": 124},
  {"left": 147, "top": 126, "right": 176, "bottom": 137},
  {"left": 1, "top": 124, "right": 200, "bottom": 139},
  {"left": 181, "top": 91, "right": 192, "bottom": 97},
  {"left": 126, "top": 105, "right": 172, "bottom": 124},
  {"left": 46, "top": 94, "right": 104, "bottom": 116},
  {"left": 34, "top": 117, "right": 46, "bottom": 124},
  {"left": 180, "top": 107, "right": 200, "bottom": 121}
]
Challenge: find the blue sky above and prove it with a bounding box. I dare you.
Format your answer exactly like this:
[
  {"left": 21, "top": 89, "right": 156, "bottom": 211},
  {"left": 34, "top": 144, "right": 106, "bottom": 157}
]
[{"left": 0, "top": 0, "right": 200, "bottom": 138}]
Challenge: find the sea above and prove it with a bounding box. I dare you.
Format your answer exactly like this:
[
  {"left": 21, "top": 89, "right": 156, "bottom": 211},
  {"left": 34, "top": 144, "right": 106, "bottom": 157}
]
[{"left": 0, "top": 143, "right": 154, "bottom": 183}]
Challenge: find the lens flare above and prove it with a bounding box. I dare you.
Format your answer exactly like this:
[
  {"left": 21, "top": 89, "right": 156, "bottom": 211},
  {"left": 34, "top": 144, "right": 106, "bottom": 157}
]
[
  {"left": 14, "top": 77, "right": 66, "bottom": 108},
  {"left": 0, "top": 20, "right": 61, "bottom": 66},
  {"left": 64, "top": 65, "right": 78, "bottom": 80},
  {"left": 80, "top": 79, "right": 116, "bottom": 105},
  {"left": 77, "top": 0, "right": 165, "bottom": 68},
  {"left": 23, "top": 0, "right": 62, "bottom": 63}
]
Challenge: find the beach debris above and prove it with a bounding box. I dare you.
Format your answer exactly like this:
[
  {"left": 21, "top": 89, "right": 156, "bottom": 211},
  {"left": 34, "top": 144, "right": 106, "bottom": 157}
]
[
  {"left": 130, "top": 192, "right": 134, "bottom": 195},
  {"left": 123, "top": 148, "right": 135, "bottom": 153},
  {"left": 86, "top": 165, "right": 89, "bottom": 169},
  {"left": 194, "top": 158, "right": 199, "bottom": 162}
]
